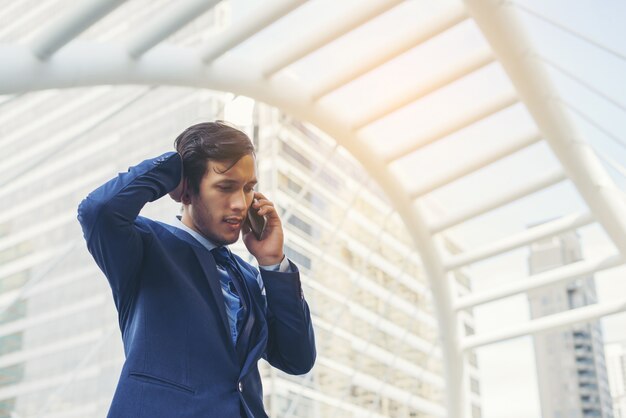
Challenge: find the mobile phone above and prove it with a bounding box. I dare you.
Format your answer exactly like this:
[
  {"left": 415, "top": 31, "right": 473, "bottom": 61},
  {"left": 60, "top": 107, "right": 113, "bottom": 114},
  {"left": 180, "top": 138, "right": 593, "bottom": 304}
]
[{"left": 246, "top": 201, "right": 267, "bottom": 240}]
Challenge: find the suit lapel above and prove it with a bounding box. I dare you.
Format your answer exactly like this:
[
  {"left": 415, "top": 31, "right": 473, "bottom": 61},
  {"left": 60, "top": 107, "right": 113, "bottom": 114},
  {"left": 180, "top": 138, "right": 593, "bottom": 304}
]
[
  {"left": 168, "top": 226, "right": 235, "bottom": 353},
  {"left": 190, "top": 245, "right": 233, "bottom": 345},
  {"left": 165, "top": 222, "right": 267, "bottom": 370},
  {"left": 233, "top": 259, "right": 268, "bottom": 376}
]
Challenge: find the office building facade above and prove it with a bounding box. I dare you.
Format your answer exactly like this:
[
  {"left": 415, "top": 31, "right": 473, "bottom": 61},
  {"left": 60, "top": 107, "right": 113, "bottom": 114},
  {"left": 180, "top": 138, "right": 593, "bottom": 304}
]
[
  {"left": 528, "top": 230, "right": 613, "bottom": 418},
  {"left": 606, "top": 342, "right": 626, "bottom": 418}
]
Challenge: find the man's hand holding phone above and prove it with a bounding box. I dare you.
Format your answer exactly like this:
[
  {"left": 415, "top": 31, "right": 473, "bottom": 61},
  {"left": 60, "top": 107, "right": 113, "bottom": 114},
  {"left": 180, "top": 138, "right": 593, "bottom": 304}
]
[{"left": 243, "top": 192, "right": 285, "bottom": 267}]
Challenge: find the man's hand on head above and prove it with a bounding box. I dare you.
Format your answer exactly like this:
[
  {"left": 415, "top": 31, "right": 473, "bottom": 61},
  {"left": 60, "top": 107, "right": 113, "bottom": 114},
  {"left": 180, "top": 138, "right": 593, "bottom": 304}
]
[
  {"left": 169, "top": 177, "right": 187, "bottom": 203},
  {"left": 243, "top": 192, "right": 285, "bottom": 266}
]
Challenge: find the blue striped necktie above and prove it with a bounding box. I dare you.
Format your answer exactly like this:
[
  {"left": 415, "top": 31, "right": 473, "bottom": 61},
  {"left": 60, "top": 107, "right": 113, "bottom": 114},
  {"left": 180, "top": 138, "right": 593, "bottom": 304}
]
[
  {"left": 211, "top": 247, "right": 240, "bottom": 295},
  {"left": 211, "top": 246, "right": 247, "bottom": 309},
  {"left": 211, "top": 247, "right": 250, "bottom": 354}
]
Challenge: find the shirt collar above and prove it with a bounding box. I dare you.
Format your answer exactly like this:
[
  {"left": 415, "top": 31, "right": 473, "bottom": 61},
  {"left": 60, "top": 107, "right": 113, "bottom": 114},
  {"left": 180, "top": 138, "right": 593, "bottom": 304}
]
[{"left": 173, "top": 216, "right": 219, "bottom": 252}]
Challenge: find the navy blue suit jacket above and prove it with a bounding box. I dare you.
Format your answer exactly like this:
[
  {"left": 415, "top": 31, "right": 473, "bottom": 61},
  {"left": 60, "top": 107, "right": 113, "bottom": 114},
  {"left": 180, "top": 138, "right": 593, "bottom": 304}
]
[{"left": 77, "top": 152, "right": 316, "bottom": 417}]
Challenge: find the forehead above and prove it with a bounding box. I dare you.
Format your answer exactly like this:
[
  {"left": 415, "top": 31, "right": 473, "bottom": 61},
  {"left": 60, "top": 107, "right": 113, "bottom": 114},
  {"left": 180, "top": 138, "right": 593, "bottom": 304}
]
[{"left": 205, "top": 154, "right": 257, "bottom": 181}]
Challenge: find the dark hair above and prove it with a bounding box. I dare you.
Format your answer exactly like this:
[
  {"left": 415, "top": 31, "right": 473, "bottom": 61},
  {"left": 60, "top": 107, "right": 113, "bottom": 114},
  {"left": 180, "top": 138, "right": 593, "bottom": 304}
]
[{"left": 174, "top": 121, "right": 255, "bottom": 195}]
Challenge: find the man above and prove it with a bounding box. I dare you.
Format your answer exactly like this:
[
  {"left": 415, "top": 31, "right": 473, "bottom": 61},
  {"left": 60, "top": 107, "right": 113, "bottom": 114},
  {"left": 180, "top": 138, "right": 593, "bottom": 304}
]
[{"left": 77, "top": 121, "right": 316, "bottom": 417}]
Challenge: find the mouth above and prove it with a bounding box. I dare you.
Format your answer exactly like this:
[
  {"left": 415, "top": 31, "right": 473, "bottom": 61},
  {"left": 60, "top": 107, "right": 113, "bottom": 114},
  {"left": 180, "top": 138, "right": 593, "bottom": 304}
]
[{"left": 223, "top": 216, "right": 243, "bottom": 229}]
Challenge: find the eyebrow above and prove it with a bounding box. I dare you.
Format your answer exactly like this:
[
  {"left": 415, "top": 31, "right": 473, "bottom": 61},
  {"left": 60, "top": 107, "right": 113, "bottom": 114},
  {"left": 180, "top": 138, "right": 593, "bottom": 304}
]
[{"left": 216, "top": 179, "right": 258, "bottom": 186}]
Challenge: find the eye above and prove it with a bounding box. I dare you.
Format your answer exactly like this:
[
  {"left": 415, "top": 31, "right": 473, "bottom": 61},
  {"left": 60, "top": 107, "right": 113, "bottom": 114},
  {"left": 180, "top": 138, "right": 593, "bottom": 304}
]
[
  {"left": 217, "top": 185, "right": 233, "bottom": 192},
  {"left": 244, "top": 186, "right": 255, "bottom": 193}
]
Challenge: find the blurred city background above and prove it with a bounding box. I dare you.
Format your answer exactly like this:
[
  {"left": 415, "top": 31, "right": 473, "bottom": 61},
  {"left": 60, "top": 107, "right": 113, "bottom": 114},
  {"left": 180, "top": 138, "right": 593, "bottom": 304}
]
[{"left": 0, "top": 0, "right": 625, "bottom": 417}]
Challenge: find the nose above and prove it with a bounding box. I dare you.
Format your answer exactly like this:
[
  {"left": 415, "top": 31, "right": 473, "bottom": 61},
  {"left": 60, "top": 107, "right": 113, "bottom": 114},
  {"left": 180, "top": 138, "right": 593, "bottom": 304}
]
[{"left": 230, "top": 189, "right": 247, "bottom": 212}]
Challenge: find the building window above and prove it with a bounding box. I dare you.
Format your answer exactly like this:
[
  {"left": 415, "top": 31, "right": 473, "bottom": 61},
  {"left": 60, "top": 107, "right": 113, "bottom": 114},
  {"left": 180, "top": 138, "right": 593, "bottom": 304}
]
[
  {"left": 0, "top": 364, "right": 24, "bottom": 388},
  {"left": 281, "top": 141, "right": 313, "bottom": 170},
  {"left": 0, "top": 398, "right": 16, "bottom": 416},
  {"left": 470, "top": 377, "right": 481, "bottom": 395},
  {"left": 284, "top": 244, "right": 311, "bottom": 270},
  {"left": 0, "top": 332, "right": 23, "bottom": 356},
  {"left": 0, "top": 300, "right": 26, "bottom": 325},
  {"left": 287, "top": 214, "right": 313, "bottom": 237},
  {"left": 318, "top": 170, "right": 339, "bottom": 191}
]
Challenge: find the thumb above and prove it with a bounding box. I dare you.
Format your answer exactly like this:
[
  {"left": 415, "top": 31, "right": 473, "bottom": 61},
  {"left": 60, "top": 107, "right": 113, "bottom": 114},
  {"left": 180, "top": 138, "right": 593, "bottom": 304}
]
[{"left": 242, "top": 217, "right": 251, "bottom": 235}]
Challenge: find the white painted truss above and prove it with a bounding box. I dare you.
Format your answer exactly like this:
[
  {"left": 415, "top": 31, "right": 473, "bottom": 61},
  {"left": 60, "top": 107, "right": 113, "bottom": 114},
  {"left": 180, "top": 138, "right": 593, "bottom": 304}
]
[{"left": 0, "top": 1, "right": 625, "bottom": 417}]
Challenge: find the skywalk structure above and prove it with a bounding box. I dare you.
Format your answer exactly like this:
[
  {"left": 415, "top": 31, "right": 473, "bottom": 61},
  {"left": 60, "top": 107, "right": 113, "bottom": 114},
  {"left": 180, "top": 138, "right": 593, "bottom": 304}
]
[{"left": 0, "top": 1, "right": 625, "bottom": 417}]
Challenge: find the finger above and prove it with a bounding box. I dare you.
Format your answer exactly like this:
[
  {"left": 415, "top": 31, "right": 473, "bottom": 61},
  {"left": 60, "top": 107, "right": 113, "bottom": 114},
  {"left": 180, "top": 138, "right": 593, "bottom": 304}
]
[
  {"left": 253, "top": 191, "right": 270, "bottom": 202},
  {"left": 258, "top": 205, "right": 278, "bottom": 217},
  {"left": 253, "top": 198, "right": 274, "bottom": 208}
]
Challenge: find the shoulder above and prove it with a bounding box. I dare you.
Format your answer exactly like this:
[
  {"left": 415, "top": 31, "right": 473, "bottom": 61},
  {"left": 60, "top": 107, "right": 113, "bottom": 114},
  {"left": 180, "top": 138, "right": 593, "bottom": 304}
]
[
  {"left": 134, "top": 216, "right": 159, "bottom": 231},
  {"left": 133, "top": 217, "right": 182, "bottom": 241},
  {"left": 135, "top": 217, "right": 175, "bottom": 231}
]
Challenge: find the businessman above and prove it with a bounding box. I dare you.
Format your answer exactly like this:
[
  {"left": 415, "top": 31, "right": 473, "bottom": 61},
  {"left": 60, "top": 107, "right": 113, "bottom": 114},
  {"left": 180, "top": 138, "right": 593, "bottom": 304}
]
[{"left": 77, "top": 121, "right": 316, "bottom": 417}]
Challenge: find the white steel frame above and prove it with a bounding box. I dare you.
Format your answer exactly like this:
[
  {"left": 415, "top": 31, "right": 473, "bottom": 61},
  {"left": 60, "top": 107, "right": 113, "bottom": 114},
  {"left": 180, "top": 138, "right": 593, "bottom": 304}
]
[{"left": 1, "top": 1, "right": 625, "bottom": 417}]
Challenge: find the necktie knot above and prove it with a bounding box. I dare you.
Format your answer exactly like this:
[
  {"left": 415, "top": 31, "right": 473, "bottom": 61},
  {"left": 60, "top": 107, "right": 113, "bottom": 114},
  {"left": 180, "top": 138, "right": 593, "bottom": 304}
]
[
  {"left": 211, "top": 247, "right": 241, "bottom": 297},
  {"left": 211, "top": 246, "right": 231, "bottom": 266}
]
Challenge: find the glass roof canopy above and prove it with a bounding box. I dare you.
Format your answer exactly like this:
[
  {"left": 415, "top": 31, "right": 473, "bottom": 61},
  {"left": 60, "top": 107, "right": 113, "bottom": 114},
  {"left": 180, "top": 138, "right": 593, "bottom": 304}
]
[{"left": 1, "top": 1, "right": 625, "bottom": 416}]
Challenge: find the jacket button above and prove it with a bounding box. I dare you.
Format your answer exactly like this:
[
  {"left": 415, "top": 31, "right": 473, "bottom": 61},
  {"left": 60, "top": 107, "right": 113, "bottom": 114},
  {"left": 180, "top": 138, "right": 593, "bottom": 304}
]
[{"left": 238, "top": 381, "right": 243, "bottom": 392}]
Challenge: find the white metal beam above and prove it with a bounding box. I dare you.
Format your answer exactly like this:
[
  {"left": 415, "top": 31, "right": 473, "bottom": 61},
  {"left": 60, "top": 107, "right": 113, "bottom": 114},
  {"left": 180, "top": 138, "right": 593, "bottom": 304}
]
[
  {"left": 199, "top": 0, "right": 307, "bottom": 63},
  {"left": 408, "top": 131, "right": 541, "bottom": 199},
  {"left": 454, "top": 253, "right": 625, "bottom": 311},
  {"left": 126, "top": 0, "right": 221, "bottom": 57},
  {"left": 312, "top": 5, "right": 468, "bottom": 100},
  {"left": 464, "top": 0, "right": 626, "bottom": 256},
  {"left": 353, "top": 50, "right": 495, "bottom": 130},
  {"left": 462, "top": 298, "right": 626, "bottom": 351},
  {"left": 429, "top": 169, "right": 567, "bottom": 233},
  {"left": 384, "top": 91, "right": 517, "bottom": 164},
  {"left": 444, "top": 211, "right": 594, "bottom": 271},
  {"left": 262, "top": 0, "right": 404, "bottom": 78},
  {"left": 30, "top": 0, "right": 127, "bottom": 59}
]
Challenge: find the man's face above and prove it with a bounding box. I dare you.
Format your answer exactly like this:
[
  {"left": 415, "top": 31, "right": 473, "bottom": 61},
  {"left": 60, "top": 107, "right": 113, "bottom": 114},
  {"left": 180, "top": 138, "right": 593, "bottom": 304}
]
[{"left": 183, "top": 154, "right": 257, "bottom": 246}]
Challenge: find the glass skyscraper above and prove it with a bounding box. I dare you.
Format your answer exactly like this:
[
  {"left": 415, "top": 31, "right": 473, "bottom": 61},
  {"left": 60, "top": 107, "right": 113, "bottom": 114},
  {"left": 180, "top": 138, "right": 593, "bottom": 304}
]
[{"left": 528, "top": 230, "right": 613, "bottom": 418}]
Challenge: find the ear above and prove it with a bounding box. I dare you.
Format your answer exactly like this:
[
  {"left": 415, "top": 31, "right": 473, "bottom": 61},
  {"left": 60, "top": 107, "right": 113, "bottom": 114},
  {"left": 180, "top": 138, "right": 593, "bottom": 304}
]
[{"left": 181, "top": 178, "right": 191, "bottom": 205}]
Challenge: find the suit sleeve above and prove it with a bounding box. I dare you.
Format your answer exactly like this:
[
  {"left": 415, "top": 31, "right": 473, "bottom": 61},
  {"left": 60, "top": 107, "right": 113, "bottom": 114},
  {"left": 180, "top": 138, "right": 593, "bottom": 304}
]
[
  {"left": 77, "top": 152, "right": 182, "bottom": 308},
  {"left": 261, "top": 261, "right": 316, "bottom": 375}
]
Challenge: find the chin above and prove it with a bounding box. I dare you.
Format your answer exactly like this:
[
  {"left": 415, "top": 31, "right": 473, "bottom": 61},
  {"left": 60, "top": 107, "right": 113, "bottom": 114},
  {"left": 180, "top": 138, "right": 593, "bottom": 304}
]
[
  {"left": 223, "top": 237, "right": 239, "bottom": 245},
  {"left": 217, "top": 233, "right": 240, "bottom": 246}
]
